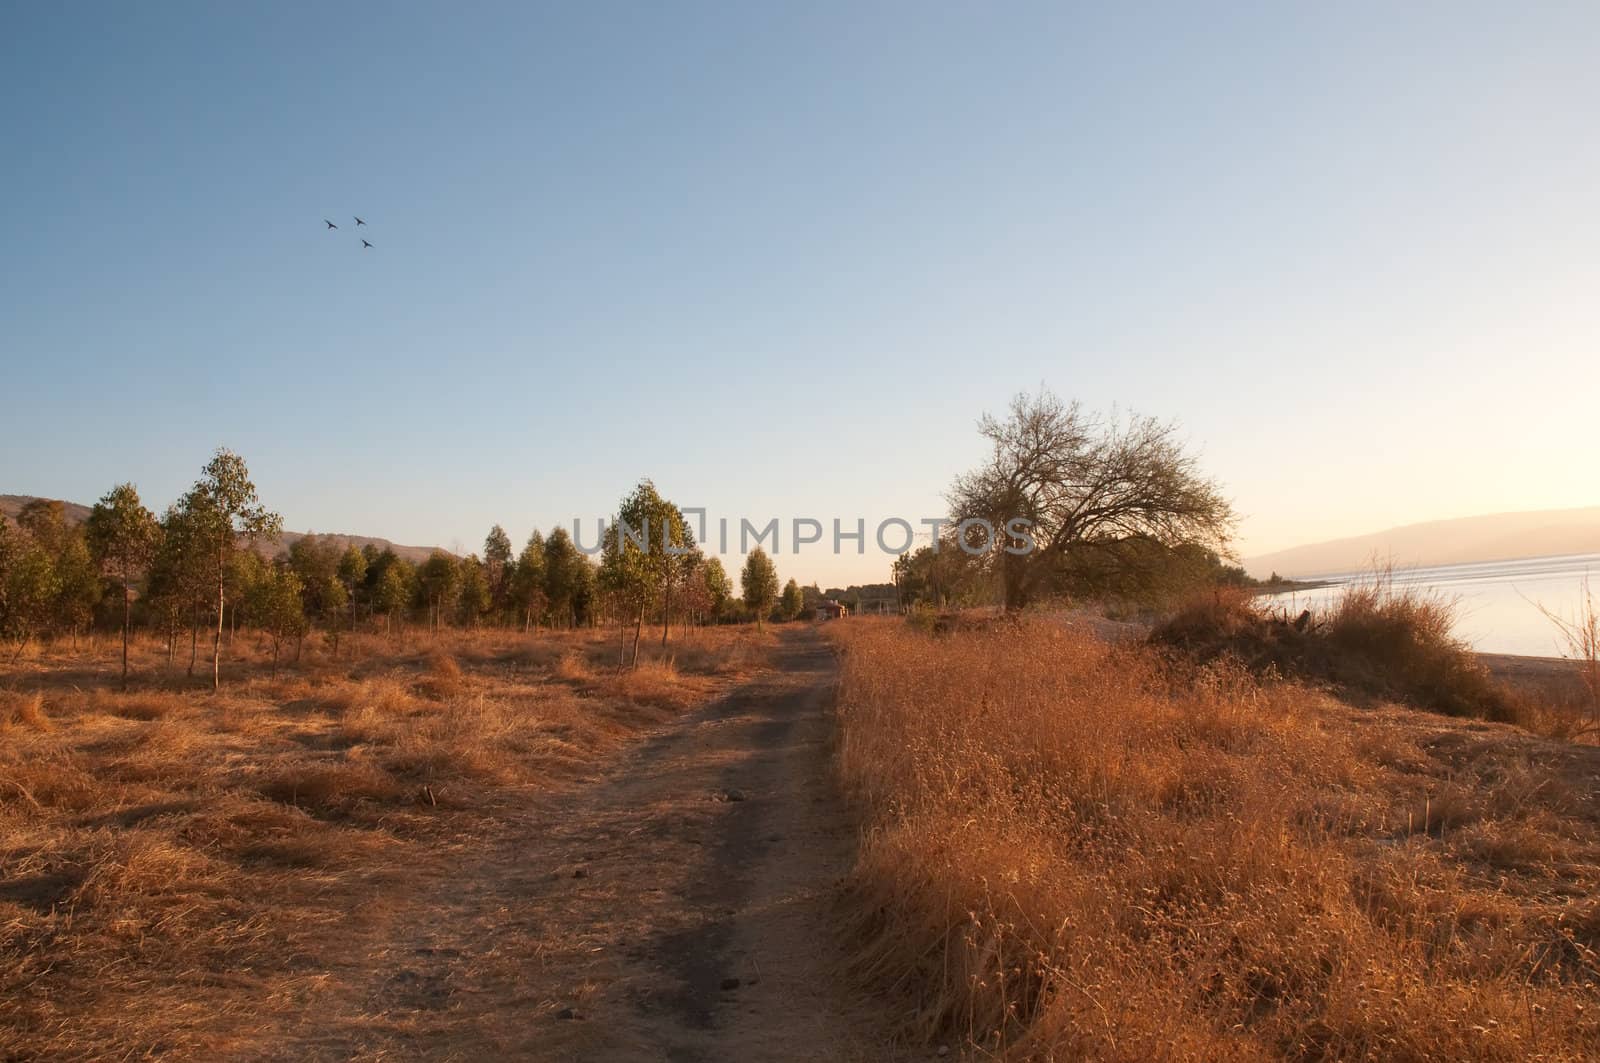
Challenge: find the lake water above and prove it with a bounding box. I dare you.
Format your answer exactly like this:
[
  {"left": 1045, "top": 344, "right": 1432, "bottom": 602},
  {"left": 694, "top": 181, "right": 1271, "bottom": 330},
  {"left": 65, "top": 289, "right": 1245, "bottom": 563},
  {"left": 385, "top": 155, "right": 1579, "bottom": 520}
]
[{"left": 1262, "top": 553, "right": 1600, "bottom": 657}]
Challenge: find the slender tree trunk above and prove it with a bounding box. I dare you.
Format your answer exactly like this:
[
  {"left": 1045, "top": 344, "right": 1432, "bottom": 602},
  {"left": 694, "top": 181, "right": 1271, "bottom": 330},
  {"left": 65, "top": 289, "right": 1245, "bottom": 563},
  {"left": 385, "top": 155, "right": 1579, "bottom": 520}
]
[
  {"left": 631, "top": 602, "right": 645, "bottom": 669},
  {"left": 188, "top": 604, "right": 199, "bottom": 677},
  {"left": 660, "top": 574, "right": 671, "bottom": 648},
  {"left": 121, "top": 580, "right": 131, "bottom": 691},
  {"left": 213, "top": 547, "right": 224, "bottom": 691}
]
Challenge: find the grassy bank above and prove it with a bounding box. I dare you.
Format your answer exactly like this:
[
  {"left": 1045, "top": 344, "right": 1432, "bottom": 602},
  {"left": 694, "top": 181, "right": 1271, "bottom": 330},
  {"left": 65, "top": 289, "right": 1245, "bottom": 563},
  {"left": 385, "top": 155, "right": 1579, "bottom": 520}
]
[{"left": 831, "top": 618, "right": 1600, "bottom": 1060}]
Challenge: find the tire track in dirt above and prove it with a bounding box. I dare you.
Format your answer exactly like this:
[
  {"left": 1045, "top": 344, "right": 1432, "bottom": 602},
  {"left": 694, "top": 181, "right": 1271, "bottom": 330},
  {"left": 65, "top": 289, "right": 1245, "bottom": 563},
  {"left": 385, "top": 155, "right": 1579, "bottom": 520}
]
[{"left": 265, "top": 627, "right": 897, "bottom": 1062}]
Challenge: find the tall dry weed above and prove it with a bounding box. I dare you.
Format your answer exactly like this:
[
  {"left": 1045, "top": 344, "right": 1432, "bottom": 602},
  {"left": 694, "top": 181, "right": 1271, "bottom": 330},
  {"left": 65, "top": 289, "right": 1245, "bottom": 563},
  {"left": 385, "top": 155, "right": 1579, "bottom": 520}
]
[{"left": 831, "top": 618, "right": 1600, "bottom": 1060}]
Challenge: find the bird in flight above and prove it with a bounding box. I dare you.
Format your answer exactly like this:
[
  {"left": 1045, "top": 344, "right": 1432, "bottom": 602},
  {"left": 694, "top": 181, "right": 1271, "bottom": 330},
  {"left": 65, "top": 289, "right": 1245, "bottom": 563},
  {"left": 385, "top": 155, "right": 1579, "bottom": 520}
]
[
  {"left": 354, "top": 216, "right": 366, "bottom": 226},
  {"left": 361, "top": 239, "right": 373, "bottom": 249},
  {"left": 324, "top": 219, "right": 338, "bottom": 230}
]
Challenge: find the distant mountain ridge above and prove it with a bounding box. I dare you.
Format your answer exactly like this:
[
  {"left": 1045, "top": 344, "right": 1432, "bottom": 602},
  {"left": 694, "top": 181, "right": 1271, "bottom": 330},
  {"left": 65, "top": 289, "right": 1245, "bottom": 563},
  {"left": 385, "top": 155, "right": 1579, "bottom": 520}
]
[
  {"left": 0, "top": 494, "right": 446, "bottom": 565},
  {"left": 1245, "top": 507, "right": 1600, "bottom": 579}
]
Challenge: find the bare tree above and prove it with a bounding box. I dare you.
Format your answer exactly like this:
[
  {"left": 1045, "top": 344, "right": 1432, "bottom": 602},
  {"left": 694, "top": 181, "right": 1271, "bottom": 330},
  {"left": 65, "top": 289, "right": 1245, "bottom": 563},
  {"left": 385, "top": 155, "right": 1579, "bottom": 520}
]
[{"left": 949, "top": 389, "right": 1234, "bottom": 611}]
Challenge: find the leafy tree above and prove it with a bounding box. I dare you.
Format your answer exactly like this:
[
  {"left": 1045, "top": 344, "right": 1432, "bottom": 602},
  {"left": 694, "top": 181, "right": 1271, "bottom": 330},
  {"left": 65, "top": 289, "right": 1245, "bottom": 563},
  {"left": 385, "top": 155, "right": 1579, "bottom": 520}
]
[
  {"left": 543, "top": 527, "right": 583, "bottom": 629},
  {"left": 53, "top": 530, "right": 101, "bottom": 645},
  {"left": 287, "top": 535, "right": 342, "bottom": 618},
  {"left": 779, "top": 578, "right": 804, "bottom": 621},
  {"left": 702, "top": 557, "right": 732, "bottom": 620},
  {"left": 181, "top": 448, "right": 282, "bottom": 689},
  {"left": 373, "top": 561, "right": 412, "bottom": 634},
  {"left": 456, "top": 553, "right": 490, "bottom": 628},
  {"left": 13, "top": 500, "right": 97, "bottom": 644},
  {"left": 600, "top": 480, "right": 690, "bottom": 666},
  {"left": 949, "top": 389, "right": 1234, "bottom": 611},
  {"left": 483, "top": 525, "right": 514, "bottom": 624},
  {"left": 0, "top": 518, "right": 58, "bottom": 658},
  {"left": 247, "top": 564, "right": 306, "bottom": 676},
  {"left": 145, "top": 504, "right": 207, "bottom": 669},
  {"left": 320, "top": 575, "right": 350, "bottom": 657},
  {"left": 741, "top": 547, "right": 779, "bottom": 630},
  {"left": 337, "top": 545, "right": 368, "bottom": 638},
  {"left": 893, "top": 542, "right": 989, "bottom": 610},
  {"left": 510, "top": 530, "right": 547, "bottom": 631},
  {"left": 15, "top": 500, "right": 70, "bottom": 556},
  {"left": 664, "top": 543, "right": 703, "bottom": 641},
  {"left": 225, "top": 549, "right": 267, "bottom": 640},
  {"left": 86, "top": 484, "right": 159, "bottom": 687},
  {"left": 418, "top": 550, "right": 459, "bottom": 632},
  {"left": 570, "top": 554, "right": 597, "bottom": 628}
]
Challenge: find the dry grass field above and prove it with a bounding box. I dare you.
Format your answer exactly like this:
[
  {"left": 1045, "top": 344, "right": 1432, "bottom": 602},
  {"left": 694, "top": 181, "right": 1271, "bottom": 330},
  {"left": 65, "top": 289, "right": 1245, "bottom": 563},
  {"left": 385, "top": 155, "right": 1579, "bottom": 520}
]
[
  {"left": 0, "top": 624, "right": 771, "bottom": 1059},
  {"left": 831, "top": 617, "right": 1600, "bottom": 1061}
]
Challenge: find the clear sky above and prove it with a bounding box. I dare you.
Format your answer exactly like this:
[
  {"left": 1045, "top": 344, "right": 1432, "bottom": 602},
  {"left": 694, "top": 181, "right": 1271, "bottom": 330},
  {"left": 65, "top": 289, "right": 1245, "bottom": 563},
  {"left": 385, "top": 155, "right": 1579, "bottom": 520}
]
[{"left": 4, "top": 2, "right": 1598, "bottom": 588}]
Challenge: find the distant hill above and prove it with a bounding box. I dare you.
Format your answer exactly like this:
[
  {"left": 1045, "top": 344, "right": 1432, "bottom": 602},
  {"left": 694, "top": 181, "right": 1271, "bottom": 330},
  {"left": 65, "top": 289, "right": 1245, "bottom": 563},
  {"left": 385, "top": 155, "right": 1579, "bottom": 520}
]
[
  {"left": 1245, "top": 507, "right": 1600, "bottom": 579},
  {"left": 0, "top": 494, "right": 446, "bottom": 565}
]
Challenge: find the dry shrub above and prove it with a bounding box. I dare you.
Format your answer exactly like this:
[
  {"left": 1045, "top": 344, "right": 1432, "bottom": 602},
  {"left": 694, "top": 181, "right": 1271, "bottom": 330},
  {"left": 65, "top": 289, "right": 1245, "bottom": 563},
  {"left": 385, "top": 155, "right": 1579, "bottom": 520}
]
[
  {"left": 331, "top": 676, "right": 428, "bottom": 743},
  {"left": 0, "top": 691, "right": 51, "bottom": 732},
  {"left": 671, "top": 627, "right": 774, "bottom": 676},
  {"left": 553, "top": 650, "right": 595, "bottom": 682},
  {"left": 1153, "top": 578, "right": 1522, "bottom": 722},
  {"left": 257, "top": 759, "right": 405, "bottom": 814},
  {"left": 415, "top": 650, "right": 464, "bottom": 699},
  {"left": 87, "top": 689, "right": 183, "bottom": 721},
  {"left": 831, "top": 618, "right": 1600, "bottom": 1060},
  {"left": 607, "top": 657, "right": 685, "bottom": 708}
]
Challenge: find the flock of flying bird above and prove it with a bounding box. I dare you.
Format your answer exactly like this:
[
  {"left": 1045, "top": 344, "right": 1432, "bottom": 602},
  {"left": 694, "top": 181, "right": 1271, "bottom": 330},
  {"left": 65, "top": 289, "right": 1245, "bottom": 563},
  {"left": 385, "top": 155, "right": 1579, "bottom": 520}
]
[{"left": 323, "top": 215, "right": 373, "bottom": 249}]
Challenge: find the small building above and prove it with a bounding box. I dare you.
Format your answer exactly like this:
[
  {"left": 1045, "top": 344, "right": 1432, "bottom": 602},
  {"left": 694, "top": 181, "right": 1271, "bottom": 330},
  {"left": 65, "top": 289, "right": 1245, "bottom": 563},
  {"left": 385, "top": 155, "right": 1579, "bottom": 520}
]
[{"left": 816, "top": 599, "right": 848, "bottom": 620}]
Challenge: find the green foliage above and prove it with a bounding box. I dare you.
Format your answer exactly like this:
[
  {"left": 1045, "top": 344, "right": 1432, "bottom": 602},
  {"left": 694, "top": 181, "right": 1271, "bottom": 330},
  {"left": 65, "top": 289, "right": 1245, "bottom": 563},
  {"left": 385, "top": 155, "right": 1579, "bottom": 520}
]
[
  {"left": 741, "top": 547, "right": 780, "bottom": 628},
  {"left": 569, "top": 551, "right": 597, "bottom": 628},
  {"left": 0, "top": 518, "right": 59, "bottom": 650},
  {"left": 319, "top": 575, "right": 349, "bottom": 627},
  {"left": 543, "top": 527, "right": 584, "bottom": 628},
  {"left": 15, "top": 500, "right": 70, "bottom": 556},
  {"left": 600, "top": 480, "right": 690, "bottom": 615},
  {"left": 144, "top": 504, "right": 208, "bottom": 649},
  {"left": 1053, "top": 537, "right": 1252, "bottom": 613},
  {"left": 53, "top": 532, "right": 101, "bottom": 636},
  {"left": 86, "top": 484, "right": 158, "bottom": 593},
  {"left": 181, "top": 448, "right": 282, "bottom": 687},
  {"left": 246, "top": 563, "right": 306, "bottom": 670},
  {"left": 337, "top": 545, "right": 368, "bottom": 590},
  {"left": 703, "top": 557, "right": 733, "bottom": 618},
  {"left": 4, "top": 501, "right": 99, "bottom": 643},
  {"left": 511, "top": 530, "right": 547, "bottom": 629},
  {"left": 418, "top": 550, "right": 460, "bottom": 630},
  {"left": 456, "top": 554, "right": 490, "bottom": 627},
  {"left": 779, "top": 578, "right": 804, "bottom": 621},
  {"left": 287, "top": 535, "right": 344, "bottom": 616},
  {"left": 183, "top": 449, "right": 283, "bottom": 554},
  {"left": 372, "top": 561, "right": 413, "bottom": 627},
  {"left": 483, "top": 525, "right": 513, "bottom": 619}
]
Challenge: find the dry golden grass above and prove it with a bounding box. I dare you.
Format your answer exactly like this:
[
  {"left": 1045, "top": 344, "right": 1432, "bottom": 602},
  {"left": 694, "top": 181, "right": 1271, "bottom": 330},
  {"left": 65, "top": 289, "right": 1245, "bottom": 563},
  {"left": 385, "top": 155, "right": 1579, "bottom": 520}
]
[
  {"left": 1153, "top": 580, "right": 1534, "bottom": 724},
  {"left": 0, "top": 622, "right": 769, "bottom": 1058},
  {"left": 831, "top": 617, "right": 1600, "bottom": 1061}
]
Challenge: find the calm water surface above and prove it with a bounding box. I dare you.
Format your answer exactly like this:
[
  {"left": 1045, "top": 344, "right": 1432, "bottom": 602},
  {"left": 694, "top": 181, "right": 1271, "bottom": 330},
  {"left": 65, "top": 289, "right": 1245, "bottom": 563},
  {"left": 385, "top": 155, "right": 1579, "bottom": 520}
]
[{"left": 1264, "top": 553, "right": 1600, "bottom": 657}]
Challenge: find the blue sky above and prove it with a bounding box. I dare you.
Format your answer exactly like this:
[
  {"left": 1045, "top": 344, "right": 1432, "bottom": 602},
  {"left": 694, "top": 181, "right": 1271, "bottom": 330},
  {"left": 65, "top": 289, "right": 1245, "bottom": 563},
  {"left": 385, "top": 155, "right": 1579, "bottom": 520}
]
[{"left": 4, "top": 2, "right": 1598, "bottom": 587}]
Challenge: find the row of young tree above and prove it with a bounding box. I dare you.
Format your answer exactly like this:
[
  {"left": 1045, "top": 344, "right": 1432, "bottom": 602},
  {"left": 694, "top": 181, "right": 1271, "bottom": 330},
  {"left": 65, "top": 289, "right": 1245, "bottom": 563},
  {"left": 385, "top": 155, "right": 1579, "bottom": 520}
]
[{"left": 0, "top": 453, "right": 806, "bottom": 686}]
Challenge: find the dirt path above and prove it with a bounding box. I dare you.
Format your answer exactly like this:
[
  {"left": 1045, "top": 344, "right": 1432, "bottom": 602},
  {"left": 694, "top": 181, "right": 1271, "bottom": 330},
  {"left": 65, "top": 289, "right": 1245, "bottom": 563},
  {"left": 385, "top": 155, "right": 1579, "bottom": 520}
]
[{"left": 267, "top": 627, "right": 893, "bottom": 1062}]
